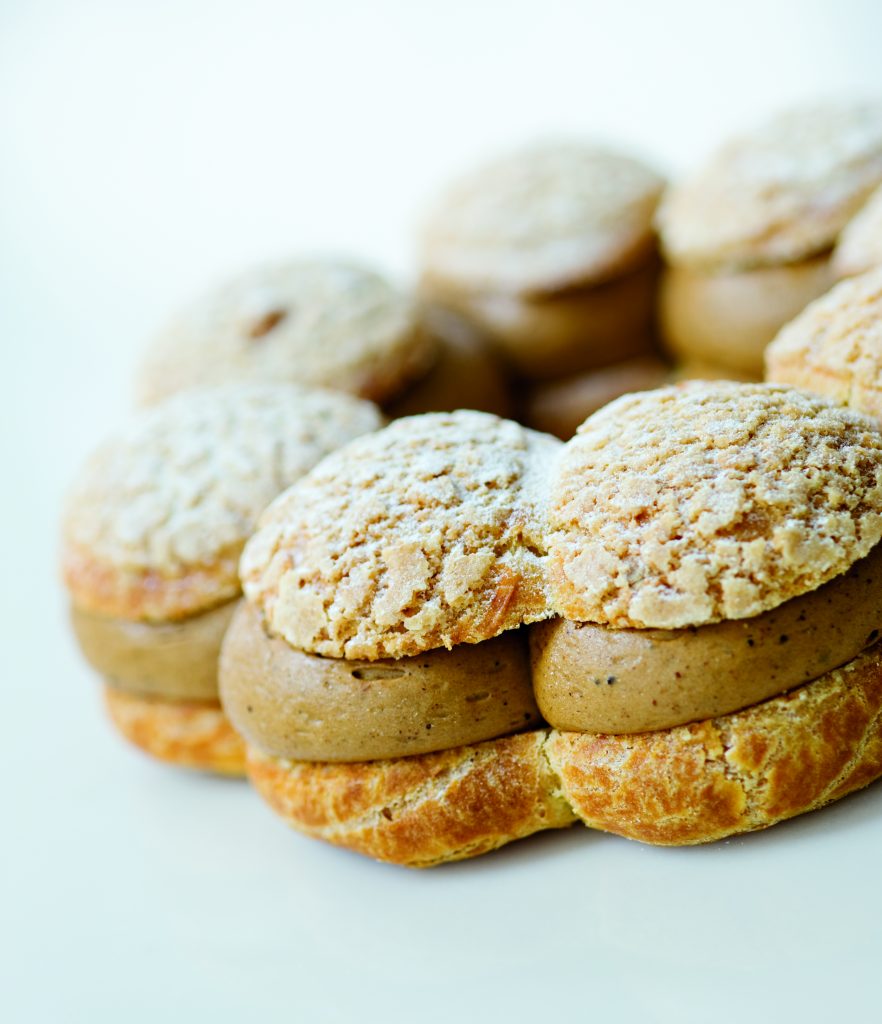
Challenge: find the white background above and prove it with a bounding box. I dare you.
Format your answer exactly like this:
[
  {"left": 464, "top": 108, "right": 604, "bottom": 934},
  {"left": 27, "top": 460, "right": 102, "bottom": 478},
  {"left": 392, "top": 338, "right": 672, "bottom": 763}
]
[{"left": 4, "top": 1, "right": 882, "bottom": 1021}]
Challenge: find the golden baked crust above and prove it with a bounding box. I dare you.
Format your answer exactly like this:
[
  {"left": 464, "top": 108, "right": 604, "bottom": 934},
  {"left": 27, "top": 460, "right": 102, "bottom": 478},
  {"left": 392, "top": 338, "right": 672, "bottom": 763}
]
[
  {"left": 419, "top": 142, "right": 664, "bottom": 296},
  {"left": 548, "top": 382, "right": 882, "bottom": 628},
  {"left": 834, "top": 183, "right": 882, "bottom": 278},
  {"left": 136, "top": 258, "right": 436, "bottom": 406},
  {"left": 766, "top": 267, "right": 882, "bottom": 419},
  {"left": 246, "top": 730, "right": 577, "bottom": 867},
  {"left": 103, "top": 686, "right": 245, "bottom": 776},
  {"left": 62, "top": 384, "right": 382, "bottom": 621},
  {"left": 658, "top": 255, "right": 833, "bottom": 377},
  {"left": 546, "top": 643, "right": 882, "bottom": 845},
  {"left": 241, "top": 411, "right": 560, "bottom": 659},
  {"left": 63, "top": 544, "right": 241, "bottom": 625},
  {"left": 658, "top": 101, "right": 882, "bottom": 270}
]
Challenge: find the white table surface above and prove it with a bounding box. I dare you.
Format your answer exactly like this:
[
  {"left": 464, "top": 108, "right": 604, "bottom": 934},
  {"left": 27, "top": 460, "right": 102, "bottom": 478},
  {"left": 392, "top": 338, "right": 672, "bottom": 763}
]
[{"left": 4, "top": 2, "right": 882, "bottom": 1021}]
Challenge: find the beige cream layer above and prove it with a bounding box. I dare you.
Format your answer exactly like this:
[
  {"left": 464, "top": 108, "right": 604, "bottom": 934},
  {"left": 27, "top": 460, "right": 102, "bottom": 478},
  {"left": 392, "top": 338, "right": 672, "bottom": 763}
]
[
  {"left": 421, "top": 259, "right": 657, "bottom": 380},
  {"left": 219, "top": 603, "right": 541, "bottom": 762},
  {"left": 659, "top": 255, "right": 833, "bottom": 377},
  {"left": 532, "top": 541, "right": 882, "bottom": 733},
  {"left": 71, "top": 600, "right": 238, "bottom": 702}
]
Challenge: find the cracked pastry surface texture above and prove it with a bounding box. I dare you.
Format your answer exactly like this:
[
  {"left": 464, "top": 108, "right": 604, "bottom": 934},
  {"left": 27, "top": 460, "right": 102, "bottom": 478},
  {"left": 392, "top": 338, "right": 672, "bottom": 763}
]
[
  {"left": 62, "top": 383, "right": 382, "bottom": 621},
  {"left": 137, "top": 258, "right": 435, "bottom": 405},
  {"left": 419, "top": 142, "right": 664, "bottom": 294},
  {"left": 240, "top": 411, "right": 560, "bottom": 660},
  {"left": 548, "top": 382, "right": 882, "bottom": 629},
  {"left": 766, "top": 266, "right": 882, "bottom": 419},
  {"left": 104, "top": 687, "right": 246, "bottom": 776},
  {"left": 548, "top": 642, "right": 882, "bottom": 845},
  {"left": 247, "top": 730, "right": 577, "bottom": 868},
  {"left": 657, "top": 101, "right": 882, "bottom": 269}
]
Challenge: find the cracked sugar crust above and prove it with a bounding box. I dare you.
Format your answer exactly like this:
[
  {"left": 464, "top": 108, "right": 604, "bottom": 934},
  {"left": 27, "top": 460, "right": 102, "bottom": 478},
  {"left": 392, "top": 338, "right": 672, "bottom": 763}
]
[
  {"left": 241, "top": 411, "right": 562, "bottom": 659},
  {"left": 834, "top": 183, "right": 882, "bottom": 278},
  {"left": 658, "top": 101, "right": 882, "bottom": 270},
  {"left": 246, "top": 729, "right": 576, "bottom": 867},
  {"left": 766, "top": 267, "right": 882, "bottom": 419},
  {"left": 62, "top": 384, "right": 383, "bottom": 622},
  {"left": 419, "top": 142, "right": 664, "bottom": 296},
  {"left": 548, "top": 381, "right": 882, "bottom": 629},
  {"left": 136, "top": 257, "right": 437, "bottom": 406}
]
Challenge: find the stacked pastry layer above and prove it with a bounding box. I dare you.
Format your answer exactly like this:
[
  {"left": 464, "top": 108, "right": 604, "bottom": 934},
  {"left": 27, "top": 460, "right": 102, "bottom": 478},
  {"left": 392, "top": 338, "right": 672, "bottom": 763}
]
[{"left": 219, "top": 390, "right": 882, "bottom": 866}]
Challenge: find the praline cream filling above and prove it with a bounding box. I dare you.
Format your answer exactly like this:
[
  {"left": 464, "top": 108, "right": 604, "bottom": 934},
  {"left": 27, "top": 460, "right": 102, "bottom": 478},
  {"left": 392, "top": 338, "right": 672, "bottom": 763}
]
[
  {"left": 218, "top": 601, "right": 542, "bottom": 763},
  {"left": 70, "top": 600, "right": 239, "bottom": 703},
  {"left": 530, "top": 541, "right": 882, "bottom": 734},
  {"left": 659, "top": 254, "right": 833, "bottom": 375},
  {"left": 420, "top": 259, "right": 657, "bottom": 378}
]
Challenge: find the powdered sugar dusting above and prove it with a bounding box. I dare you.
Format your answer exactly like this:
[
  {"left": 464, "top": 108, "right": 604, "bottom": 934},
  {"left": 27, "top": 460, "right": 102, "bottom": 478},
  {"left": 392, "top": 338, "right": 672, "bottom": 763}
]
[
  {"left": 549, "top": 382, "right": 882, "bottom": 628},
  {"left": 136, "top": 258, "right": 436, "bottom": 406},
  {"left": 63, "top": 384, "right": 383, "bottom": 618},
  {"left": 241, "top": 411, "right": 561, "bottom": 659},
  {"left": 420, "top": 142, "right": 664, "bottom": 295},
  {"left": 658, "top": 101, "right": 882, "bottom": 269},
  {"left": 767, "top": 266, "right": 882, "bottom": 418}
]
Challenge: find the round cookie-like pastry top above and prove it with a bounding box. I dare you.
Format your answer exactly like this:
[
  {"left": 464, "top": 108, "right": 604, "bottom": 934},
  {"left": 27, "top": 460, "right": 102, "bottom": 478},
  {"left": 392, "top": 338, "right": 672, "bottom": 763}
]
[
  {"left": 548, "top": 381, "right": 882, "bottom": 629},
  {"left": 241, "top": 410, "right": 561, "bottom": 659},
  {"left": 658, "top": 101, "right": 882, "bottom": 271},
  {"left": 136, "top": 257, "right": 436, "bottom": 406},
  {"left": 62, "top": 384, "right": 383, "bottom": 622},
  {"left": 419, "top": 142, "right": 665, "bottom": 297},
  {"left": 833, "top": 183, "right": 882, "bottom": 278},
  {"left": 766, "top": 267, "right": 882, "bottom": 419}
]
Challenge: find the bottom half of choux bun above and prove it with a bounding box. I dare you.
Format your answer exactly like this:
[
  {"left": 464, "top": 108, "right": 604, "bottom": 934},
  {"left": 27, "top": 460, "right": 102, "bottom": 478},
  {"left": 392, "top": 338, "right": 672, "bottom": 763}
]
[
  {"left": 103, "top": 686, "right": 246, "bottom": 776},
  {"left": 243, "top": 642, "right": 882, "bottom": 865}
]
